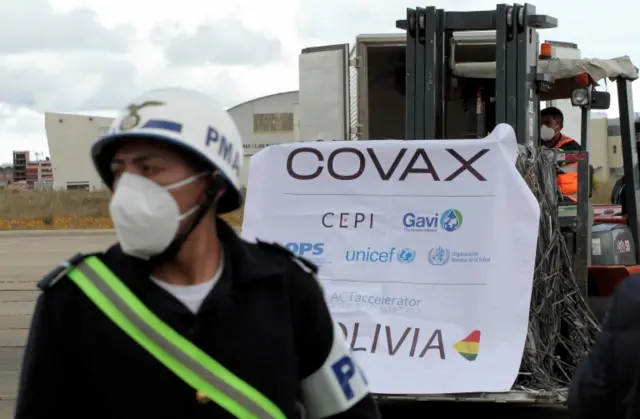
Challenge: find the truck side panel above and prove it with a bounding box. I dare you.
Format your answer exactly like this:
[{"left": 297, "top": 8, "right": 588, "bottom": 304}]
[
  {"left": 349, "top": 45, "right": 360, "bottom": 140},
  {"left": 298, "top": 44, "right": 350, "bottom": 141},
  {"left": 354, "top": 34, "right": 406, "bottom": 140}
]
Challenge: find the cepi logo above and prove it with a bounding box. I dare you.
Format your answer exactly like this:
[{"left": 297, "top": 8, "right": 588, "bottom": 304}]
[
  {"left": 322, "top": 212, "right": 374, "bottom": 229},
  {"left": 428, "top": 247, "right": 490, "bottom": 266},
  {"left": 402, "top": 209, "right": 463, "bottom": 232},
  {"left": 345, "top": 247, "right": 416, "bottom": 264}
]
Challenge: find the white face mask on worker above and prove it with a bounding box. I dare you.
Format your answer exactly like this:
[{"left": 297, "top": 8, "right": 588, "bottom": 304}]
[
  {"left": 540, "top": 124, "right": 556, "bottom": 142},
  {"left": 109, "top": 172, "right": 206, "bottom": 260}
]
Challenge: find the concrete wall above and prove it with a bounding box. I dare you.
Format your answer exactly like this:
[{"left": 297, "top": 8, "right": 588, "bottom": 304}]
[{"left": 45, "top": 113, "right": 112, "bottom": 190}]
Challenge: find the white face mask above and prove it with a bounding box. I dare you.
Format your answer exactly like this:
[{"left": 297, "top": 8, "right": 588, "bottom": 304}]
[
  {"left": 540, "top": 124, "right": 556, "bottom": 142},
  {"left": 109, "top": 172, "right": 206, "bottom": 260}
]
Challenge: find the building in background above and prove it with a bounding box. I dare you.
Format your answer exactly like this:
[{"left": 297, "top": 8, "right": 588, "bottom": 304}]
[
  {"left": 227, "top": 91, "right": 299, "bottom": 187},
  {"left": 26, "top": 163, "right": 38, "bottom": 187},
  {"left": 45, "top": 113, "right": 113, "bottom": 190},
  {"left": 0, "top": 164, "right": 13, "bottom": 188},
  {"left": 33, "top": 158, "right": 53, "bottom": 190},
  {"left": 12, "top": 151, "right": 29, "bottom": 183},
  {"left": 3, "top": 153, "right": 53, "bottom": 189},
  {"left": 588, "top": 113, "right": 640, "bottom": 203},
  {"left": 45, "top": 91, "right": 300, "bottom": 190}
]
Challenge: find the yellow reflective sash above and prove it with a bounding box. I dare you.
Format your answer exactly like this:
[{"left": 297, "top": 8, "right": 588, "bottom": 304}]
[{"left": 67, "top": 256, "right": 285, "bottom": 419}]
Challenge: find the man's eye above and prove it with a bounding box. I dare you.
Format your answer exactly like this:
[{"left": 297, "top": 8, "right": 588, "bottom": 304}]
[{"left": 141, "top": 165, "right": 154, "bottom": 174}]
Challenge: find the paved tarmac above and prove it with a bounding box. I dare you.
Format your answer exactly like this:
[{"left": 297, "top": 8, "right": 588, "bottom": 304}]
[
  {"left": 0, "top": 230, "right": 117, "bottom": 418},
  {"left": 0, "top": 229, "right": 569, "bottom": 418}
]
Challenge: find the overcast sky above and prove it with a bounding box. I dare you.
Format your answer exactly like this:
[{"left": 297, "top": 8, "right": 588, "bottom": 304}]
[{"left": 0, "top": 0, "right": 638, "bottom": 163}]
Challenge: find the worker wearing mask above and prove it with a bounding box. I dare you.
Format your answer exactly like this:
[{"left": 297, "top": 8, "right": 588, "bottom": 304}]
[
  {"left": 16, "top": 88, "right": 380, "bottom": 419},
  {"left": 541, "top": 106, "right": 580, "bottom": 202}
]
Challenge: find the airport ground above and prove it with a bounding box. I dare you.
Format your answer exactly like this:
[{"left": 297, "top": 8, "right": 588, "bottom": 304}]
[
  {"left": 0, "top": 230, "right": 569, "bottom": 418},
  {"left": 0, "top": 230, "right": 117, "bottom": 418}
]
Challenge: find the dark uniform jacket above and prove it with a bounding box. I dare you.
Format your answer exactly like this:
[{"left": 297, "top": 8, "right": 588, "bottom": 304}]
[
  {"left": 569, "top": 274, "right": 640, "bottom": 419},
  {"left": 15, "top": 219, "right": 380, "bottom": 419}
]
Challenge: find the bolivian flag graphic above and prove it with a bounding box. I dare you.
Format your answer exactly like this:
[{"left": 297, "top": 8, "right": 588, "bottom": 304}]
[{"left": 453, "top": 330, "right": 481, "bottom": 361}]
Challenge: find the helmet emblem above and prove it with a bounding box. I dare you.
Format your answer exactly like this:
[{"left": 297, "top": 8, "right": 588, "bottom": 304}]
[{"left": 119, "top": 100, "right": 165, "bottom": 131}]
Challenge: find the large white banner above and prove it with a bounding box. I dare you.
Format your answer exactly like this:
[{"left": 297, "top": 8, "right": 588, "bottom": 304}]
[{"left": 242, "top": 124, "right": 540, "bottom": 395}]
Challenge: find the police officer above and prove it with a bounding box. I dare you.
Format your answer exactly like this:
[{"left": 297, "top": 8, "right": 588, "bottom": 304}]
[{"left": 15, "top": 88, "right": 381, "bottom": 419}]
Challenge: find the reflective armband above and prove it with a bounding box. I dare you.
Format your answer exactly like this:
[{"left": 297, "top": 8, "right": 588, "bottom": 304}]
[{"left": 301, "top": 322, "right": 369, "bottom": 418}]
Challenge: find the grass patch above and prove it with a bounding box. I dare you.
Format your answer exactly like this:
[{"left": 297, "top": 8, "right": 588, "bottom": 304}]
[
  {"left": 0, "top": 179, "right": 618, "bottom": 231},
  {"left": 0, "top": 189, "right": 244, "bottom": 230}
]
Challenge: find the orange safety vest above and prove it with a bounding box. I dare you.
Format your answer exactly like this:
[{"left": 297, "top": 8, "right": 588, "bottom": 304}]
[{"left": 553, "top": 136, "right": 578, "bottom": 202}]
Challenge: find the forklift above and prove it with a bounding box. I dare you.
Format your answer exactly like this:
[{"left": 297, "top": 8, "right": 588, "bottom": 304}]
[
  {"left": 397, "top": 3, "right": 640, "bottom": 318},
  {"left": 366, "top": 3, "right": 640, "bottom": 414}
]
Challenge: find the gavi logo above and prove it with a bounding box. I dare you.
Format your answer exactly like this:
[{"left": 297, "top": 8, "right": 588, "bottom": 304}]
[{"left": 402, "top": 209, "right": 463, "bottom": 232}]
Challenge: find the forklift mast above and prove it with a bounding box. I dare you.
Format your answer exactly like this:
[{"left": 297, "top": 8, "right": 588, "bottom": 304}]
[
  {"left": 397, "top": 3, "right": 640, "bottom": 290},
  {"left": 618, "top": 81, "right": 640, "bottom": 263},
  {"left": 397, "top": 3, "right": 556, "bottom": 141}
]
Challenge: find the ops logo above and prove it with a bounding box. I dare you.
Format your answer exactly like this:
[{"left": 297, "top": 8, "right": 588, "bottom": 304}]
[{"left": 285, "top": 242, "right": 325, "bottom": 257}]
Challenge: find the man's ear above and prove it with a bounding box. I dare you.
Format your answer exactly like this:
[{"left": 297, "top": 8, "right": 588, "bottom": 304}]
[
  {"left": 208, "top": 172, "right": 227, "bottom": 203},
  {"left": 215, "top": 187, "right": 227, "bottom": 201}
]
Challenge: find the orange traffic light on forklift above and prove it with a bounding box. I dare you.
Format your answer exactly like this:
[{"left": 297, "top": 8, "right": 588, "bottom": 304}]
[{"left": 540, "top": 41, "right": 552, "bottom": 58}]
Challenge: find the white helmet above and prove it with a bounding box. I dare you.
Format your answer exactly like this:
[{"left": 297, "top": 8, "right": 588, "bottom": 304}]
[{"left": 91, "top": 87, "right": 244, "bottom": 213}]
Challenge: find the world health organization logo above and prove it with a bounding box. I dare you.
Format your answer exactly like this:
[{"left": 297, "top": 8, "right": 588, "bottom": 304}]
[
  {"left": 397, "top": 248, "right": 416, "bottom": 264},
  {"left": 440, "top": 209, "right": 463, "bottom": 232},
  {"left": 428, "top": 247, "right": 450, "bottom": 266}
]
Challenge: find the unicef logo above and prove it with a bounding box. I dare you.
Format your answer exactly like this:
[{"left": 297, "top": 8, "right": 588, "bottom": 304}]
[
  {"left": 440, "top": 209, "right": 463, "bottom": 232},
  {"left": 428, "top": 247, "right": 450, "bottom": 266},
  {"left": 396, "top": 248, "right": 416, "bottom": 264}
]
